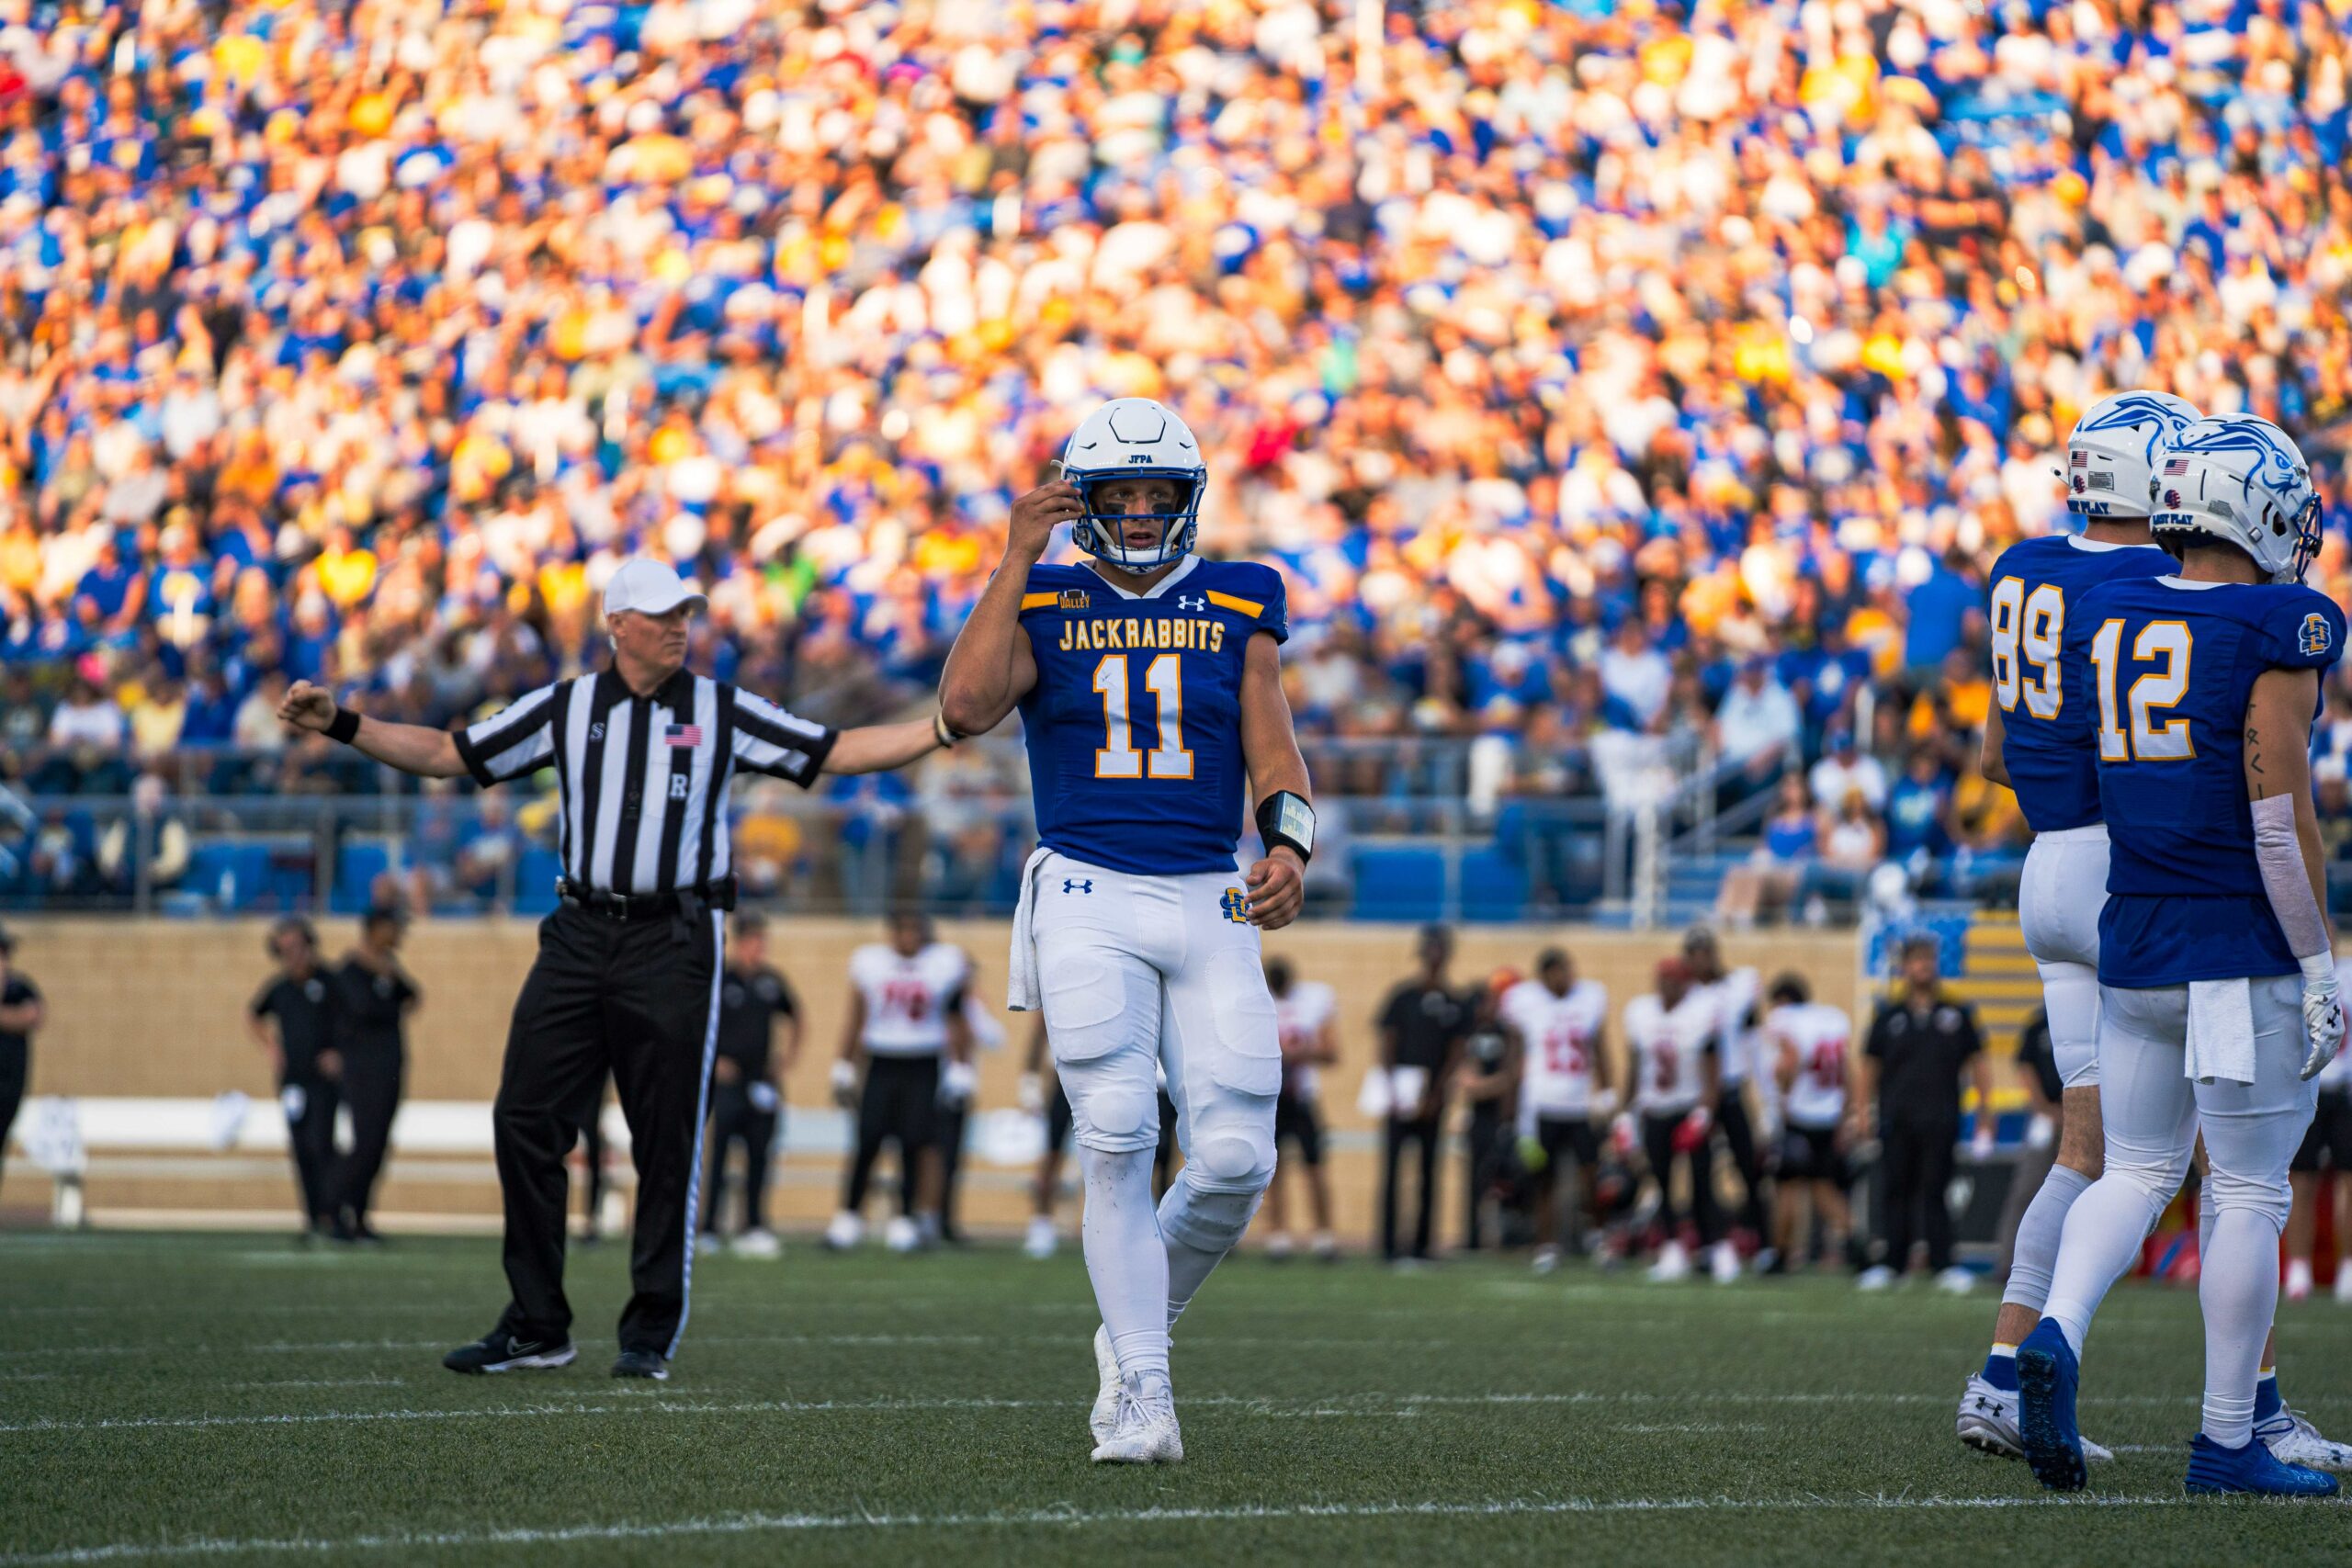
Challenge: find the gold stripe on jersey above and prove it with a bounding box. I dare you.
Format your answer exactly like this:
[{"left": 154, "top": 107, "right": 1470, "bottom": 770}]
[
  {"left": 1021, "top": 592, "right": 1059, "bottom": 611},
  {"left": 1206, "top": 590, "right": 1263, "bottom": 617}
]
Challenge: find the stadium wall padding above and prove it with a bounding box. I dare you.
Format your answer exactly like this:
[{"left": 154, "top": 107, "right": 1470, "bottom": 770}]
[{"left": 3, "top": 919, "right": 1871, "bottom": 1236}]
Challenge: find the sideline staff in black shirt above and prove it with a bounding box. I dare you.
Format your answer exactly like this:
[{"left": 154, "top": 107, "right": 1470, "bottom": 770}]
[
  {"left": 1376, "top": 925, "right": 1472, "bottom": 1262},
  {"left": 0, "top": 924, "right": 42, "bottom": 1202},
  {"left": 249, "top": 919, "right": 343, "bottom": 1237},
  {"left": 331, "top": 908, "right": 419, "bottom": 1242},
  {"left": 1859, "top": 935, "right": 1993, "bottom": 1283},
  {"left": 701, "top": 913, "right": 800, "bottom": 1250}
]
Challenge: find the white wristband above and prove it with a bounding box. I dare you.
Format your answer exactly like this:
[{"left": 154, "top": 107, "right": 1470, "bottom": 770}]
[{"left": 2301, "top": 951, "right": 2338, "bottom": 986}]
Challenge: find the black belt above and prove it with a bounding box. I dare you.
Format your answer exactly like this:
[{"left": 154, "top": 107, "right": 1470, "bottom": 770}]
[{"left": 558, "top": 877, "right": 737, "bottom": 920}]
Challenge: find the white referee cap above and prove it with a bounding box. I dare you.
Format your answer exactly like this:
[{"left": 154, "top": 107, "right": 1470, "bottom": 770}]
[{"left": 603, "top": 558, "right": 708, "bottom": 619}]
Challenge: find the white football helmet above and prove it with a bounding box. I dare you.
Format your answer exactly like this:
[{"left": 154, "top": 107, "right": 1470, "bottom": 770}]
[
  {"left": 2150, "top": 413, "right": 2322, "bottom": 583},
  {"left": 2064, "top": 390, "right": 2200, "bottom": 520},
  {"left": 1060, "top": 398, "right": 1206, "bottom": 572}
]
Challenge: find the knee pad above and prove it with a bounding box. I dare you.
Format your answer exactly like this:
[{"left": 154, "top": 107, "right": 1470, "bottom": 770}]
[
  {"left": 1160, "top": 1160, "right": 1269, "bottom": 1253},
  {"left": 2103, "top": 1145, "right": 2193, "bottom": 1221},
  {"left": 2206, "top": 1165, "right": 2292, "bottom": 1234}
]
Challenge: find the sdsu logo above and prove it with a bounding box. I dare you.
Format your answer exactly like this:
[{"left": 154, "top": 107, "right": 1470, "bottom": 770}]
[
  {"left": 1219, "top": 887, "right": 1250, "bottom": 924},
  {"left": 2301, "top": 613, "right": 2333, "bottom": 657}
]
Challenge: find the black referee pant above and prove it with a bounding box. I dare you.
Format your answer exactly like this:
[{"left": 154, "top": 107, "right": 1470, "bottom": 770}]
[
  {"left": 494, "top": 903, "right": 720, "bottom": 1359},
  {"left": 702, "top": 1082, "right": 777, "bottom": 1235},
  {"left": 281, "top": 1070, "right": 341, "bottom": 1227}
]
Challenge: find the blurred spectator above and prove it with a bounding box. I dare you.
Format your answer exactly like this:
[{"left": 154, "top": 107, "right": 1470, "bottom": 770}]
[
  {"left": 1717, "top": 774, "right": 1822, "bottom": 930},
  {"left": 1810, "top": 731, "right": 1890, "bottom": 816},
  {"left": 1713, "top": 656, "right": 1803, "bottom": 798}
]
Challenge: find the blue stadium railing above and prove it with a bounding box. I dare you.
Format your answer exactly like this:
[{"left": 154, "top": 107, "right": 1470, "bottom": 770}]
[{"left": 0, "top": 784, "right": 1623, "bottom": 925}]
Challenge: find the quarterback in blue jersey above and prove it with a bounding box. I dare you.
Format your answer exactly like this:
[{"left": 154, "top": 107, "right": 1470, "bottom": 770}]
[
  {"left": 1958, "top": 391, "right": 2191, "bottom": 1462},
  {"left": 2018, "top": 413, "right": 2347, "bottom": 1498},
  {"left": 939, "top": 396, "right": 1314, "bottom": 1465}
]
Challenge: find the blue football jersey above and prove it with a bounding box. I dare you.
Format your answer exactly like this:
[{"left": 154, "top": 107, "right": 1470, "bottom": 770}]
[
  {"left": 1017, "top": 556, "right": 1288, "bottom": 876},
  {"left": 2069, "top": 574, "right": 2347, "bottom": 987},
  {"left": 1986, "top": 534, "right": 2174, "bottom": 834}
]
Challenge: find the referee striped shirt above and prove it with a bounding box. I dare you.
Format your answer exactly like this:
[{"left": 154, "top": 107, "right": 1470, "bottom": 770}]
[{"left": 450, "top": 669, "right": 835, "bottom": 897}]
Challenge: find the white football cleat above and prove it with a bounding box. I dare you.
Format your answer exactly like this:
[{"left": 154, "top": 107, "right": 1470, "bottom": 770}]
[
  {"left": 1647, "top": 1239, "right": 1690, "bottom": 1282},
  {"left": 822, "top": 1212, "right": 864, "bottom": 1250},
  {"left": 1091, "top": 1370, "right": 1183, "bottom": 1464},
  {"left": 731, "top": 1227, "right": 782, "bottom": 1259},
  {"left": 1266, "top": 1232, "right": 1295, "bottom": 1261},
  {"left": 1023, "top": 1215, "right": 1058, "bottom": 1260},
  {"left": 1935, "top": 1266, "right": 1975, "bottom": 1295},
  {"left": 2286, "top": 1258, "right": 2314, "bottom": 1302},
  {"left": 1856, "top": 1264, "right": 1897, "bottom": 1292},
  {"left": 2257, "top": 1408, "right": 2352, "bottom": 1471},
  {"left": 1710, "top": 1241, "right": 1741, "bottom": 1284},
  {"left": 1957, "top": 1374, "right": 2114, "bottom": 1463},
  {"left": 2336, "top": 1265, "right": 2352, "bottom": 1304},
  {"left": 1090, "top": 1325, "right": 1122, "bottom": 1445},
  {"left": 1310, "top": 1231, "right": 1338, "bottom": 1262},
  {"left": 884, "top": 1215, "right": 922, "bottom": 1254},
  {"left": 1532, "top": 1245, "right": 1560, "bottom": 1275}
]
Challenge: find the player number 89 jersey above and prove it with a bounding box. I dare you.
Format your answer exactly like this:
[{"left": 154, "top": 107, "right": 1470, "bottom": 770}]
[
  {"left": 1017, "top": 555, "right": 1288, "bottom": 876},
  {"left": 2066, "top": 573, "right": 2346, "bottom": 987}
]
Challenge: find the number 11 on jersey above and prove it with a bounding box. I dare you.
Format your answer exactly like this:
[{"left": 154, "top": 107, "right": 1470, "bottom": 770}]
[{"left": 1093, "top": 653, "right": 1195, "bottom": 780}]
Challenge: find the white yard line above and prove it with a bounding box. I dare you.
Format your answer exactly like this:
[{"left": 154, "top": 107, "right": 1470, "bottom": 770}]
[
  {"left": 0, "top": 1491, "right": 2293, "bottom": 1566},
  {"left": 0, "top": 1387, "right": 2218, "bottom": 1438}
]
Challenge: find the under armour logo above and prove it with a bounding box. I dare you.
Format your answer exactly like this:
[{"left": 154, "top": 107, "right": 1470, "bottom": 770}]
[
  {"left": 1176, "top": 594, "right": 1207, "bottom": 612},
  {"left": 1062, "top": 879, "right": 1093, "bottom": 895}
]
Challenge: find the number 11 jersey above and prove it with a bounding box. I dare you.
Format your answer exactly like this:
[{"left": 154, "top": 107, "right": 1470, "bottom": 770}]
[
  {"left": 1017, "top": 555, "right": 1288, "bottom": 875},
  {"left": 1985, "top": 533, "right": 2173, "bottom": 835}
]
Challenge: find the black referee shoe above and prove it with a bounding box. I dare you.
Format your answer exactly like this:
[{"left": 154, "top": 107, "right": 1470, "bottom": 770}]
[
  {"left": 611, "top": 1348, "right": 670, "bottom": 1381},
  {"left": 442, "top": 1329, "right": 577, "bottom": 1375}
]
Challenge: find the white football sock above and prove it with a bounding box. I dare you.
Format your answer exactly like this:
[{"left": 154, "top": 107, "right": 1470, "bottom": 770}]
[
  {"left": 2001, "top": 1163, "right": 2093, "bottom": 1314},
  {"left": 1160, "top": 1168, "right": 1263, "bottom": 1332},
  {"left": 1081, "top": 1147, "right": 1170, "bottom": 1380},
  {"left": 2199, "top": 1208, "right": 2280, "bottom": 1449},
  {"left": 2042, "top": 1172, "right": 2166, "bottom": 1356}
]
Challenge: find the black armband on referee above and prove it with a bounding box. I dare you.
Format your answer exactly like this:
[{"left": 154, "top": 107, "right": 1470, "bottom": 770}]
[
  {"left": 1256, "top": 790, "right": 1315, "bottom": 863},
  {"left": 325, "top": 706, "right": 361, "bottom": 745}
]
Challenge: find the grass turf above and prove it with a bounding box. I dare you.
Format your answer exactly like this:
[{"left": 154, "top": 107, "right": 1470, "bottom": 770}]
[{"left": 2, "top": 1231, "right": 2348, "bottom": 1565}]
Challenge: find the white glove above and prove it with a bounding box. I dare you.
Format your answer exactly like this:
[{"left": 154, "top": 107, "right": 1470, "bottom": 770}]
[
  {"left": 1019, "top": 1072, "right": 1045, "bottom": 1114},
  {"left": 1589, "top": 1088, "right": 1619, "bottom": 1119},
  {"left": 940, "top": 1059, "right": 978, "bottom": 1107},
  {"left": 748, "top": 1081, "right": 780, "bottom": 1114},
  {"left": 1971, "top": 1123, "right": 1996, "bottom": 1163},
  {"left": 2300, "top": 953, "right": 2346, "bottom": 1081},
  {"left": 830, "top": 1058, "right": 859, "bottom": 1108}
]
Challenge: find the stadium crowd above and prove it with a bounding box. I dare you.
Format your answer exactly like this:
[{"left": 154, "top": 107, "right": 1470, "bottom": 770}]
[{"left": 4, "top": 0, "right": 2352, "bottom": 910}]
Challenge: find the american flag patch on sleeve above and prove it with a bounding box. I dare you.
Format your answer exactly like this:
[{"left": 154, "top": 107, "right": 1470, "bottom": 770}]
[{"left": 665, "top": 724, "right": 704, "bottom": 747}]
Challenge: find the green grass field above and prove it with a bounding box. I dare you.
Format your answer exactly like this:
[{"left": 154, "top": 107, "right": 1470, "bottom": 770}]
[{"left": 3, "top": 1232, "right": 2349, "bottom": 1565}]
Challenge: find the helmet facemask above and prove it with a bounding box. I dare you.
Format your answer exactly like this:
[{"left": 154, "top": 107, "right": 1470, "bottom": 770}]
[{"left": 1069, "top": 472, "right": 1203, "bottom": 574}]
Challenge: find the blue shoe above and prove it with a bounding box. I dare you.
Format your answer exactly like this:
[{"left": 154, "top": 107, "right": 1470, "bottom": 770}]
[
  {"left": 2186, "top": 1432, "right": 2341, "bottom": 1497},
  {"left": 2016, "top": 1318, "right": 2086, "bottom": 1493}
]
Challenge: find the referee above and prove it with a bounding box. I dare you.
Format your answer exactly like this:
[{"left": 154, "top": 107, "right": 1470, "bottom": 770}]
[{"left": 278, "top": 558, "right": 950, "bottom": 1380}]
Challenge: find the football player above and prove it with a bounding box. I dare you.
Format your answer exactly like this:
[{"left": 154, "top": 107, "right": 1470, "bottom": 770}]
[
  {"left": 1765, "top": 974, "right": 1850, "bottom": 1272},
  {"left": 1681, "top": 930, "right": 1770, "bottom": 1255},
  {"left": 2017, "top": 413, "right": 2345, "bottom": 1497},
  {"left": 1499, "top": 949, "right": 1611, "bottom": 1273},
  {"left": 1624, "top": 957, "right": 1731, "bottom": 1282},
  {"left": 823, "top": 909, "right": 975, "bottom": 1254},
  {"left": 1958, "top": 390, "right": 2194, "bottom": 1458},
  {"left": 939, "top": 397, "right": 1313, "bottom": 1464},
  {"left": 1263, "top": 956, "right": 1339, "bottom": 1261}
]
